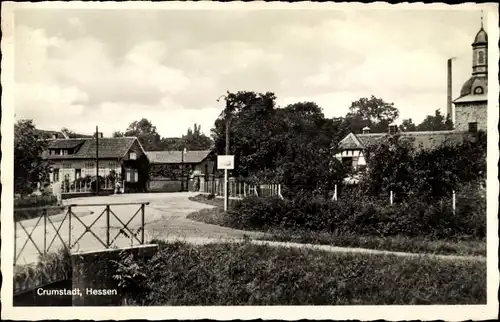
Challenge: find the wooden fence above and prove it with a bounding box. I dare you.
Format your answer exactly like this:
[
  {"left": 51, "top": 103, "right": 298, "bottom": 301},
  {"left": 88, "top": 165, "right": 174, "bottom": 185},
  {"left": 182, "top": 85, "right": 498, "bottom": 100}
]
[{"left": 199, "top": 179, "right": 283, "bottom": 199}]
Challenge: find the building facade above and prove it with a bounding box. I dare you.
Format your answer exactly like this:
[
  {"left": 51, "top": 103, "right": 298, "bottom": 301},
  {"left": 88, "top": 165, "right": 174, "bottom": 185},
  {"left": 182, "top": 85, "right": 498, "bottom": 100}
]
[
  {"left": 146, "top": 150, "right": 216, "bottom": 192},
  {"left": 42, "top": 136, "right": 149, "bottom": 193}
]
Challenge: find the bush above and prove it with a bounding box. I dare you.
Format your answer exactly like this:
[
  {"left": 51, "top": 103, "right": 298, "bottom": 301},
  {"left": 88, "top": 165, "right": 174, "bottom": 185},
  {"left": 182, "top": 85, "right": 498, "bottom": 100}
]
[
  {"left": 225, "top": 183, "right": 485, "bottom": 240},
  {"left": 118, "top": 241, "right": 486, "bottom": 305},
  {"left": 14, "top": 195, "right": 61, "bottom": 221}
]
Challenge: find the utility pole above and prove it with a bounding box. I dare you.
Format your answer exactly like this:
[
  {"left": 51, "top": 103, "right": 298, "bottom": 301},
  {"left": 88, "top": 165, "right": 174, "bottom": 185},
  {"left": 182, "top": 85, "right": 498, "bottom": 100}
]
[
  {"left": 216, "top": 94, "right": 231, "bottom": 212},
  {"left": 95, "top": 126, "right": 100, "bottom": 195},
  {"left": 224, "top": 98, "right": 231, "bottom": 212},
  {"left": 180, "top": 147, "right": 185, "bottom": 192}
]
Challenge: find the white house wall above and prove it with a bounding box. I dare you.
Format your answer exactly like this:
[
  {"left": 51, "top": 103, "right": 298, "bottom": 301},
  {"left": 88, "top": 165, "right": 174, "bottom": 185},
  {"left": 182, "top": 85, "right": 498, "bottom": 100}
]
[{"left": 50, "top": 160, "right": 122, "bottom": 183}]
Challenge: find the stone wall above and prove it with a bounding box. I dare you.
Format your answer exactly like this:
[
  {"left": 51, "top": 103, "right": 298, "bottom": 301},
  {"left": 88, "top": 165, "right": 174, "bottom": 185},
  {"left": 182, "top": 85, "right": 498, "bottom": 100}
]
[{"left": 454, "top": 102, "right": 487, "bottom": 132}]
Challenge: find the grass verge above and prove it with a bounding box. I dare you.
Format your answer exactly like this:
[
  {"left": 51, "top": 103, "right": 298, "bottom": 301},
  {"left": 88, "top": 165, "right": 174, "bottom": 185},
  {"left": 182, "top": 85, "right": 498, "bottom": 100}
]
[
  {"left": 187, "top": 194, "right": 486, "bottom": 257},
  {"left": 121, "top": 239, "right": 486, "bottom": 305},
  {"left": 13, "top": 248, "right": 72, "bottom": 294}
]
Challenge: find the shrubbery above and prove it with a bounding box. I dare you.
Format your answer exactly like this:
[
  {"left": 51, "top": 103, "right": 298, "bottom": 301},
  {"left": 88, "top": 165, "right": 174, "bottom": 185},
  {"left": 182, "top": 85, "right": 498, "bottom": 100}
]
[
  {"left": 117, "top": 241, "right": 486, "bottom": 305},
  {"left": 226, "top": 182, "right": 485, "bottom": 240},
  {"left": 14, "top": 194, "right": 62, "bottom": 221}
]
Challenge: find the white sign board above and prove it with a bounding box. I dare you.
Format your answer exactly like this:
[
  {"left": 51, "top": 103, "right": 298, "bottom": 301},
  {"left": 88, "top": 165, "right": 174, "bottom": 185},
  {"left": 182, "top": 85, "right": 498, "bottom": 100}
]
[{"left": 217, "top": 155, "right": 235, "bottom": 170}]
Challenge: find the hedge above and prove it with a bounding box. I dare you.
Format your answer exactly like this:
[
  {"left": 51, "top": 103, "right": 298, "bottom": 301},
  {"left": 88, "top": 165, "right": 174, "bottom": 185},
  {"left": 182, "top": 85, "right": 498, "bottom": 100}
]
[
  {"left": 14, "top": 194, "right": 62, "bottom": 221},
  {"left": 225, "top": 184, "right": 485, "bottom": 240},
  {"left": 118, "top": 240, "right": 486, "bottom": 305}
]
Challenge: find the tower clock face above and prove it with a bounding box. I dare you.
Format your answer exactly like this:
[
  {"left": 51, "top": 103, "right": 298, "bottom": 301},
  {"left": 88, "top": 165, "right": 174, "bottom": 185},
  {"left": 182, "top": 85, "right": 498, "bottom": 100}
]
[{"left": 474, "top": 86, "right": 484, "bottom": 94}]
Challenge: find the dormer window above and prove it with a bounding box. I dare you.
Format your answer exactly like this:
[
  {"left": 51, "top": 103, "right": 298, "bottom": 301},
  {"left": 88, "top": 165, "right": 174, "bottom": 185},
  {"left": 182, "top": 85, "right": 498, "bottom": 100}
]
[{"left": 129, "top": 152, "right": 137, "bottom": 160}]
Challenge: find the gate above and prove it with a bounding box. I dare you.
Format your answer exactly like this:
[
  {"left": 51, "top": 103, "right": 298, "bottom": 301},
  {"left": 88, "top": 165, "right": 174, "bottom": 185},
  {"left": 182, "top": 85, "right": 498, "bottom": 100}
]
[{"left": 14, "top": 202, "right": 149, "bottom": 267}]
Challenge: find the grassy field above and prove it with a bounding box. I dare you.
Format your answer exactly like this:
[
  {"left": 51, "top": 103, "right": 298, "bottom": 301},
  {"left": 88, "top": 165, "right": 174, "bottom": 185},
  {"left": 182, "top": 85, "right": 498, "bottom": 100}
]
[
  {"left": 187, "top": 195, "right": 486, "bottom": 257},
  {"left": 120, "top": 239, "right": 486, "bottom": 305}
]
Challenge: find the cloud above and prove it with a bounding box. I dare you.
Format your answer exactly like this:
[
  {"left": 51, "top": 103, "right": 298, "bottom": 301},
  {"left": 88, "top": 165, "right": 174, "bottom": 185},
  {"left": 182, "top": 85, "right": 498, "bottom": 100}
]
[{"left": 13, "top": 7, "right": 490, "bottom": 138}]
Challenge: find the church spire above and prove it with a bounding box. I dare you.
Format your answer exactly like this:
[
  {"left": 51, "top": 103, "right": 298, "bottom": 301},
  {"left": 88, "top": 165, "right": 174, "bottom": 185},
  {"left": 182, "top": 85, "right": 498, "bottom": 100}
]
[{"left": 471, "top": 13, "right": 488, "bottom": 76}]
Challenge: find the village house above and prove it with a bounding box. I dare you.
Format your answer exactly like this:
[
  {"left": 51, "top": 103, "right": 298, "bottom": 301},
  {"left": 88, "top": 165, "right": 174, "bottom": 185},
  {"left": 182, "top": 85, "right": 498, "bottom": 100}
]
[
  {"left": 335, "top": 20, "right": 488, "bottom": 181},
  {"left": 146, "top": 150, "right": 216, "bottom": 192},
  {"left": 41, "top": 133, "right": 149, "bottom": 193}
]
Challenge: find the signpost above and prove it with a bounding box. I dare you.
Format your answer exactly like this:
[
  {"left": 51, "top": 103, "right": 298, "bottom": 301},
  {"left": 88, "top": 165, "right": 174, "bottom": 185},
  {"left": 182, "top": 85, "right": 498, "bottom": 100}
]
[{"left": 217, "top": 155, "right": 235, "bottom": 212}]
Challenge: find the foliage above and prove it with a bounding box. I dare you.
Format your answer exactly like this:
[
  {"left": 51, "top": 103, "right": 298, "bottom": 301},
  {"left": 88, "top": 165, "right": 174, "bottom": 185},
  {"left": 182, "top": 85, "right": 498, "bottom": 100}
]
[
  {"left": 221, "top": 180, "right": 485, "bottom": 240},
  {"left": 14, "top": 120, "right": 53, "bottom": 196},
  {"left": 361, "top": 131, "right": 486, "bottom": 200},
  {"left": 111, "top": 251, "right": 149, "bottom": 296},
  {"left": 188, "top": 195, "right": 485, "bottom": 256},
  {"left": 14, "top": 194, "right": 58, "bottom": 208},
  {"left": 113, "top": 118, "right": 163, "bottom": 151},
  {"left": 117, "top": 241, "right": 486, "bottom": 305},
  {"left": 210, "top": 92, "right": 349, "bottom": 191},
  {"left": 181, "top": 123, "right": 213, "bottom": 150},
  {"left": 416, "top": 109, "right": 454, "bottom": 131},
  {"left": 398, "top": 118, "right": 417, "bottom": 132},
  {"left": 345, "top": 95, "right": 399, "bottom": 133}
]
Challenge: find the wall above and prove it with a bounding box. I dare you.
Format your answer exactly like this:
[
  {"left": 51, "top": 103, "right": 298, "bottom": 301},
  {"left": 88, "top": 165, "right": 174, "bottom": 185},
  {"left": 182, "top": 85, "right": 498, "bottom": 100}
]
[{"left": 454, "top": 102, "right": 487, "bottom": 132}]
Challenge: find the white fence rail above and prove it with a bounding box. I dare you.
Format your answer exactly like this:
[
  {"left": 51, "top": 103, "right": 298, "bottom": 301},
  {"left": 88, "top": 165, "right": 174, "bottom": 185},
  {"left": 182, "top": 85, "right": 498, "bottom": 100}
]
[
  {"left": 61, "top": 178, "right": 118, "bottom": 194},
  {"left": 200, "top": 179, "right": 283, "bottom": 200}
]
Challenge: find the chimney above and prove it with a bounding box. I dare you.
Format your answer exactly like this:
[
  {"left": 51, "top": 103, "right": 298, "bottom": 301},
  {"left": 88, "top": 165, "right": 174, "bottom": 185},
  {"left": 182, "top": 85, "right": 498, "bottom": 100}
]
[
  {"left": 447, "top": 58, "right": 455, "bottom": 120},
  {"left": 388, "top": 123, "right": 398, "bottom": 135},
  {"left": 362, "top": 126, "right": 371, "bottom": 134}
]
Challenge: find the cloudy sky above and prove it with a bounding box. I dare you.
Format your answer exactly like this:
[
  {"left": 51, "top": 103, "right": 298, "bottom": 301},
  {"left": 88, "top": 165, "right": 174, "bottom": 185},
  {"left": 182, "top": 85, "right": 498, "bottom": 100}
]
[{"left": 11, "top": 3, "right": 491, "bottom": 138}]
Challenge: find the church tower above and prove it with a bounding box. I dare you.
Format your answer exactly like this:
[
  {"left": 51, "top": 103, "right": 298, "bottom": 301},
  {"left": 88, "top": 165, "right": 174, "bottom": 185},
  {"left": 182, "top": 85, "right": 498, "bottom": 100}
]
[{"left": 453, "top": 14, "right": 488, "bottom": 133}]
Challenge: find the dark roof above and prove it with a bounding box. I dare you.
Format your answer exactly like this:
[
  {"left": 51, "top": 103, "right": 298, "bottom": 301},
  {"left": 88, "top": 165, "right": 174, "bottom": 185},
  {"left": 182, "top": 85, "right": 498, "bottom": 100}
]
[
  {"left": 36, "top": 129, "right": 66, "bottom": 139},
  {"left": 42, "top": 137, "right": 139, "bottom": 160},
  {"left": 338, "top": 130, "right": 467, "bottom": 151},
  {"left": 47, "top": 139, "right": 86, "bottom": 149},
  {"left": 473, "top": 27, "right": 488, "bottom": 45},
  {"left": 145, "top": 150, "right": 212, "bottom": 164},
  {"left": 36, "top": 129, "right": 94, "bottom": 139}
]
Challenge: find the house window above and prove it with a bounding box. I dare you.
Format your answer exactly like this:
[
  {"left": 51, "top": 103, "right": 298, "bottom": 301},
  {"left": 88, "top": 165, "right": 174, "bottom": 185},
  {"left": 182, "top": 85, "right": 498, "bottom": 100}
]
[
  {"left": 129, "top": 152, "right": 137, "bottom": 160},
  {"left": 474, "top": 86, "right": 484, "bottom": 95},
  {"left": 468, "top": 122, "right": 478, "bottom": 133},
  {"left": 75, "top": 169, "right": 81, "bottom": 180},
  {"left": 53, "top": 169, "right": 60, "bottom": 182},
  {"left": 62, "top": 149, "right": 68, "bottom": 156},
  {"left": 125, "top": 169, "right": 139, "bottom": 182}
]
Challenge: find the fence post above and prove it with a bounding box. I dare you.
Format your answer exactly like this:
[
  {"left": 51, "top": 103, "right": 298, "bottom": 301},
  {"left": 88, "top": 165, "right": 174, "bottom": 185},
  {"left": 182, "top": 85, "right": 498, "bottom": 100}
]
[
  {"left": 390, "top": 190, "right": 394, "bottom": 205},
  {"left": 278, "top": 184, "right": 284, "bottom": 200},
  {"left": 68, "top": 206, "right": 72, "bottom": 250},
  {"left": 106, "top": 205, "right": 110, "bottom": 247},
  {"left": 452, "top": 190, "right": 456, "bottom": 214},
  {"left": 43, "top": 208, "right": 47, "bottom": 255},
  {"left": 141, "top": 204, "right": 145, "bottom": 244}
]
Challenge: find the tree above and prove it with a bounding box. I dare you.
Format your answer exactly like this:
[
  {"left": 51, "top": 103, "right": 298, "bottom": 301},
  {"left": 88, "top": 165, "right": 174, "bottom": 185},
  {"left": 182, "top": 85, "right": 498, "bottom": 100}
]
[
  {"left": 112, "top": 131, "right": 124, "bottom": 138},
  {"left": 211, "top": 91, "right": 278, "bottom": 177},
  {"left": 210, "top": 93, "right": 348, "bottom": 194},
  {"left": 416, "top": 110, "right": 454, "bottom": 131},
  {"left": 14, "top": 120, "right": 52, "bottom": 196},
  {"left": 123, "top": 118, "right": 162, "bottom": 151},
  {"left": 345, "top": 95, "right": 399, "bottom": 133},
  {"left": 399, "top": 118, "right": 417, "bottom": 132},
  {"left": 181, "top": 123, "right": 212, "bottom": 151}
]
